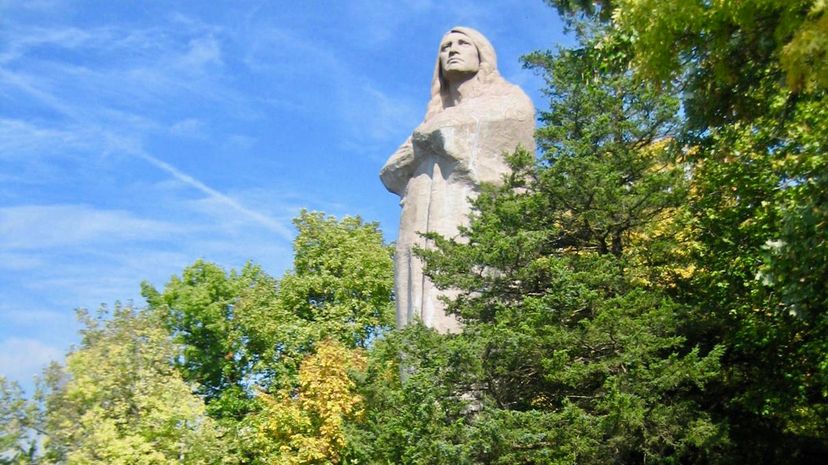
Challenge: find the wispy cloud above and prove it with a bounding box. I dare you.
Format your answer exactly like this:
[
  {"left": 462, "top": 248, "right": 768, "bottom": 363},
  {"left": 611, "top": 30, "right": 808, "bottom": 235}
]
[
  {"left": 180, "top": 35, "right": 223, "bottom": 69},
  {"left": 0, "top": 26, "right": 92, "bottom": 64},
  {"left": 130, "top": 150, "right": 294, "bottom": 240},
  {"left": 0, "top": 337, "right": 63, "bottom": 384},
  {"left": 0, "top": 204, "right": 180, "bottom": 249},
  {"left": 0, "top": 118, "right": 88, "bottom": 158},
  {"left": 169, "top": 118, "right": 205, "bottom": 138},
  {"left": 0, "top": 23, "right": 292, "bottom": 239}
]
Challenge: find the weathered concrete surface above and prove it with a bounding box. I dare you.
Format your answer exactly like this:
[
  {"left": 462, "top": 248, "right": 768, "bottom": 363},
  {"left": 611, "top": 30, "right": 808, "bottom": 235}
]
[{"left": 380, "top": 26, "right": 535, "bottom": 333}]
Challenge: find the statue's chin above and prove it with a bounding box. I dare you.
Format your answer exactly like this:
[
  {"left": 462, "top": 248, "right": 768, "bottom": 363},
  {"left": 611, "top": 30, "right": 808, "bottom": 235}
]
[{"left": 442, "top": 69, "right": 477, "bottom": 84}]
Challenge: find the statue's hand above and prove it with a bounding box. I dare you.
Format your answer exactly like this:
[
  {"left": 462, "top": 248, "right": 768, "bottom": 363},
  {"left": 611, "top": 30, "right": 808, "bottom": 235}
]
[{"left": 413, "top": 123, "right": 476, "bottom": 173}]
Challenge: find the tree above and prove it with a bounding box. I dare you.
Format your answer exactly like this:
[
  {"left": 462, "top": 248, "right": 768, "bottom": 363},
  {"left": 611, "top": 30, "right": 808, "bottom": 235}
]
[
  {"left": 350, "top": 24, "right": 725, "bottom": 462},
  {"left": 345, "top": 324, "right": 481, "bottom": 465},
  {"left": 277, "top": 211, "right": 395, "bottom": 350},
  {"left": 41, "top": 304, "right": 230, "bottom": 465},
  {"left": 249, "top": 339, "right": 366, "bottom": 465},
  {"left": 523, "top": 39, "right": 686, "bottom": 273},
  {"left": 0, "top": 377, "right": 40, "bottom": 464},
  {"left": 142, "top": 261, "right": 276, "bottom": 420},
  {"left": 417, "top": 165, "right": 723, "bottom": 464},
  {"left": 142, "top": 211, "right": 393, "bottom": 422},
  {"left": 546, "top": 0, "right": 828, "bottom": 460},
  {"left": 140, "top": 211, "right": 393, "bottom": 463}
]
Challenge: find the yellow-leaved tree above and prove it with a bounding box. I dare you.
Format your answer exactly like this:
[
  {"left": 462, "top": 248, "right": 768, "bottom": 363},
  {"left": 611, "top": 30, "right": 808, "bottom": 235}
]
[
  {"left": 41, "top": 304, "right": 233, "bottom": 465},
  {"left": 251, "top": 339, "right": 366, "bottom": 465}
]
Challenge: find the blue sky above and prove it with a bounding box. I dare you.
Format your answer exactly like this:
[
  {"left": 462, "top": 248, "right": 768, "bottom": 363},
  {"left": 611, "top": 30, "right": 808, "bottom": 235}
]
[{"left": 0, "top": 0, "right": 569, "bottom": 391}]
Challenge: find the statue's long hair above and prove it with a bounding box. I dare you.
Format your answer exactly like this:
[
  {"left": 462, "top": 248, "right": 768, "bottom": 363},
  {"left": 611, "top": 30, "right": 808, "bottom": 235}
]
[{"left": 424, "top": 27, "right": 510, "bottom": 120}]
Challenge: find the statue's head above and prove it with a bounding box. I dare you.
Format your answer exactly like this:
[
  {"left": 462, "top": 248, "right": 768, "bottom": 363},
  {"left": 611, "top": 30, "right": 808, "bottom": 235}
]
[
  {"left": 439, "top": 30, "right": 481, "bottom": 82},
  {"left": 426, "top": 27, "right": 505, "bottom": 117}
]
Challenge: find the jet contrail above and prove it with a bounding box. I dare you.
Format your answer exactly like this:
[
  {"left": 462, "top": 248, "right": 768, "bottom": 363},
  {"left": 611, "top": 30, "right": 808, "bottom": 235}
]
[
  {"left": 0, "top": 68, "right": 293, "bottom": 241},
  {"left": 132, "top": 150, "right": 294, "bottom": 241}
]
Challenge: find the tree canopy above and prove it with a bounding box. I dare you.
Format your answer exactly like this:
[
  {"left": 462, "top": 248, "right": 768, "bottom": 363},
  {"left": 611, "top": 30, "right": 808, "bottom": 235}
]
[{"left": 3, "top": 2, "right": 826, "bottom": 462}]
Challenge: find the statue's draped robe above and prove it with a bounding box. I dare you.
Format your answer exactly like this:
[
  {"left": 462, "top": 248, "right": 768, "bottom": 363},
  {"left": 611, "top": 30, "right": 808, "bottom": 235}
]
[{"left": 380, "top": 83, "right": 535, "bottom": 332}]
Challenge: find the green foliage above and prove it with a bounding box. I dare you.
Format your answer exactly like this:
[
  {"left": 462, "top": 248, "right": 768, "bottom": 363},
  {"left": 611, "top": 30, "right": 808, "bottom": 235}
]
[
  {"left": 549, "top": 0, "right": 828, "bottom": 460},
  {"left": 278, "top": 211, "right": 396, "bottom": 350},
  {"left": 781, "top": 1, "right": 828, "bottom": 92},
  {"left": 0, "top": 377, "right": 40, "bottom": 464},
  {"left": 523, "top": 43, "right": 685, "bottom": 262},
  {"left": 41, "top": 304, "right": 231, "bottom": 465},
  {"left": 142, "top": 260, "right": 276, "bottom": 419},
  {"left": 350, "top": 35, "right": 725, "bottom": 462},
  {"left": 142, "top": 261, "right": 272, "bottom": 419},
  {"left": 137, "top": 210, "right": 393, "bottom": 463},
  {"left": 10, "top": 3, "right": 827, "bottom": 461},
  {"left": 0, "top": 210, "right": 393, "bottom": 465},
  {"left": 345, "top": 325, "right": 478, "bottom": 465},
  {"left": 142, "top": 210, "right": 394, "bottom": 422},
  {"left": 683, "top": 92, "right": 828, "bottom": 459},
  {"left": 354, "top": 247, "right": 725, "bottom": 464}
]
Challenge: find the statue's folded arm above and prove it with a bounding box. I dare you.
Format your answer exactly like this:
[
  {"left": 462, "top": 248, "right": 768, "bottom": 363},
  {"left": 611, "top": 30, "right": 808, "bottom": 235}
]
[
  {"left": 379, "top": 137, "right": 415, "bottom": 196},
  {"left": 409, "top": 101, "right": 535, "bottom": 183}
]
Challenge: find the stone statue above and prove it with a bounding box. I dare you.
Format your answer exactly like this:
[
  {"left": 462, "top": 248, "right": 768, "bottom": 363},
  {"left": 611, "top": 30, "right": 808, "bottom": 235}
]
[{"left": 380, "top": 26, "right": 535, "bottom": 333}]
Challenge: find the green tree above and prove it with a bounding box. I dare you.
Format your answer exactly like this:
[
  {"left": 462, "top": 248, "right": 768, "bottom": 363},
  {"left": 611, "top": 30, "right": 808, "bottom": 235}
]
[
  {"left": 0, "top": 377, "right": 40, "bottom": 464},
  {"left": 345, "top": 324, "right": 479, "bottom": 465},
  {"left": 278, "top": 211, "right": 395, "bottom": 350},
  {"left": 41, "top": 304, "right": 230, "bottom": 465},
  {"left": 523, "top": 39, "right": 686, "bottom": 271},
  {"left": 141, "top": 211, "right": 393, "bottom": 464},
  {"left": 141, "top": 261, "right": 275, "bottom": 420},
  {"left": 547, "top": 0, "right": 828, "bottom": 460},
  {"left": 351, "top": 26, "right": 725, "bottom": 462},
  {"left": 142, "top": 211, "right": 393, "bottom": 420}
]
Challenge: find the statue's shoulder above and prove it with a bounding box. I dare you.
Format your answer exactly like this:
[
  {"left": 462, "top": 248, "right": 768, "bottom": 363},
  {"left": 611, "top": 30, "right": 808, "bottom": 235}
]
[
  {"left": 501, "top": 82, "right": 534, "bottom": 113},
  {"left": 475, "top": 81, "right": 534, "bottom": 120}
]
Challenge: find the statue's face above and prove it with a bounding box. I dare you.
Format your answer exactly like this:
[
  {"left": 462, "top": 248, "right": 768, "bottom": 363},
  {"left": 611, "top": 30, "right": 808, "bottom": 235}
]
[{"left": 439, "top": 32, "right": 480, "bottom": 80}]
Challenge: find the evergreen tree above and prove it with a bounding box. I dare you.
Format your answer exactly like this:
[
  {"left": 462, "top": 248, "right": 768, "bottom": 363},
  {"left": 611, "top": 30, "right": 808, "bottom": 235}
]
[
  {"left": 351, "top": 22, "right": 725, "bottom": 463},
  {"left": 547, "top": 1, "right": 828, "bottom": 460}
]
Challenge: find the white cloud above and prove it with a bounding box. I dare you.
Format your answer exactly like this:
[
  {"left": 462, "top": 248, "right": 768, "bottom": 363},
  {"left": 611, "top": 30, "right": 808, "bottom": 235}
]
[
  {"left": 169, "top": 118, "right": 205, "bottom": 137},
  {"left": 0, "top": 39, "right": 291, "bottom": 242},
  {"left": 0, "top": 204, "right": 181, "bottom": 249},
  {"left": 0, "top": 21, "right": 243, "bottom": 117},
  {"left": 0, "top": 307, "right": 66, "bottom": 325},
  {"left": 0, "top": 118, "right": 88, "bottom": 158},
  {"left": 0, "top": 25, "right": 93, "bottom": 64},
  {"left": 0, "top": 337, "right": 63, "bottom": 385},
  {"left": 0, "top": 252, "right": 43, "bottom": 270},
  {"left": 180, "top": 35, "right": 223, "bottom": 69}
]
